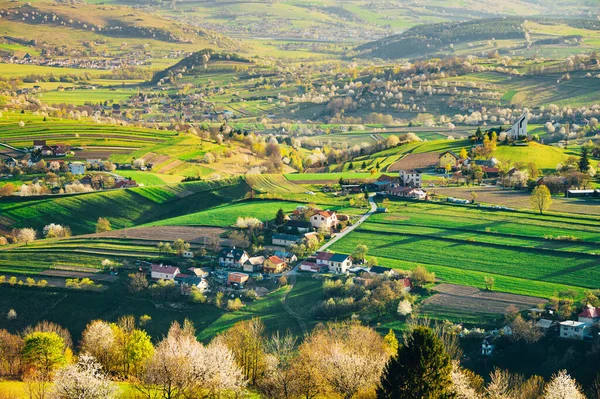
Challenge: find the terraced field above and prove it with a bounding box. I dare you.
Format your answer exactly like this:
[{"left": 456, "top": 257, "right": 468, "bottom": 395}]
[
  {"left": 331, "top": 201, "right": 600, "bottom": 298},
  {"left": 246, "top": 174, "right": 306, "bottom": 194}
]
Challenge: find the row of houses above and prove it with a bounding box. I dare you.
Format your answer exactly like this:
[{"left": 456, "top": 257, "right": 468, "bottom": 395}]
[
  {"left": 218, "top": 248, "right": 297, "bottom": 274},
  {"left": 373, "top": 173, "right": 428, "bottom": 200},
  {"left": 33, "top": 140, "right": 70, "bottom": 158},
  {"left": 299, "top": 251, "right": 353, "bottom": 274},
  {"left": 482, "top": 305, "right": 600, "bottom": 357},
  {"left": 150, "top": 264, "right": 209, "bottom": 293}
]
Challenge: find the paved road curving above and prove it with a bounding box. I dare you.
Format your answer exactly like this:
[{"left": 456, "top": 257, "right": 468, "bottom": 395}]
[{"left": 281, "top": 194, "right": 378, "bottom": 334}]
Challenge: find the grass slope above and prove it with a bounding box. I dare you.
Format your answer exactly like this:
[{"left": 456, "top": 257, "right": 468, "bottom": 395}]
[{"left": 0, "top": 178, "right": 249, "bottom": 235}]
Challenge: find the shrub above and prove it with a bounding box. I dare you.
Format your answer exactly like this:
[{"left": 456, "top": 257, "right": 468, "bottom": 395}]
[{"left": 227, "top": 298, "right": 244, "bottom": 311}]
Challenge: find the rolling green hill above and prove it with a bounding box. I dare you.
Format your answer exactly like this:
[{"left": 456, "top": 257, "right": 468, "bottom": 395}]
[{"left": 0, "top": 178, "right": 249, "bottom": 235}]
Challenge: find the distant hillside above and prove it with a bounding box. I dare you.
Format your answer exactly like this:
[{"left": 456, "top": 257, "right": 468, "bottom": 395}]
[
  {"left": 152, "top": 49, "right": 252, "bottom": 83},
  {"left": 0, "top": 0, "right": 236, "bottom": 48},
  {"left": 357, "top": 18, "right": 526, "bottom": 59},
  {"left": 358, "top": 17, "right": 600, "bottom": 60}
]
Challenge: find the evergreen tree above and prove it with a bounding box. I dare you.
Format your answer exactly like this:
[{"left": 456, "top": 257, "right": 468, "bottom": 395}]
[
  {"left": 377, "top": 327, "right": 454, "bottom": 399},
  {"left": 579, "top": 146, "right": 590, "bottom": 173},
  {"left": 348, "top": 162, "right": 354, "bottom": 170},
  {"left": 275, "top": 208, "right": 285, "bottom": 226},
  {"left": 475, "top": 127, "right": 483, "bottom": 141}
]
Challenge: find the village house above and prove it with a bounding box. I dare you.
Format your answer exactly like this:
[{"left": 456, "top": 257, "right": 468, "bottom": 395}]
[
  {"left": 299, "top": 260, "right": 324, "bottom": 273},
  {"left": 310, "top": 210, "right": 338, "bottom": 230},
  {"left": 219, "top": 248, "right": 249, "bottom": 268},
  {"left": 69, "top": 162, "right": 86, "bottom": 175},
  {"left": 577, "top": 305, "right": 600, "bottom": 324},
  {"left": 315, "top": 252, "right": 353, "bottom": 274},
  {"left": 284, "top": 220, "right": 313, "bottom": 234},
  {"left": 439, "top": 150, "right": 460, "bottom": 169},
  {"left": 228, "top": 272, "right": 249, "bottom": 288},
  {"left": 182, "top": 251, "right": 195, "bottom": 259},
  {"left": 273, "top": 250, "right": 297, "bottom": 264},
  {"left": 398, "top": 170, "right": 422, "bottom": 188},
  {"left": 40, "top": 145, "right": 54, "bottom": 157},
  {"left": 368, "top": 266, "right": 397, "bottom": 276},
  {"left": 263, "top": 256, "right": 287, "bottom": 274},
  {"left": 481, "top": 337, "right": 494, "bottom": 356},
  {"left": 535, "top": 318, "right": 558, "bottom": 331},
  {"left": 174, "top": 274, "right": 209, "bottom": 293},
  {"left": 383, "top": 186, "right": 427, "bottom": 200},
  {"left": 243, "top": 256, "right": 265, "bottom": 273},
  {"left": 188, "top": 267, "right": 209, "bottom": 278},
  {"left": 151, "top": 264, "right": 180, "bottom": 281},
  {"left": 272, "top": 233, "right": 302, "bottom": 247},
  {"left": 33, "top": 140, "right": 47, "bottom": 150},
  {"left": 559, "top": 320, "right": 591, "bottom": 340}
]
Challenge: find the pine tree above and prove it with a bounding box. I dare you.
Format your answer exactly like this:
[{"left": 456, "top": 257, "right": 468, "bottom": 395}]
[
  {"left": 275, "top": 208, "right": 285, "bottom": 226},
  {"left": 377, "top": 327, "right": 454, "bottom": 399},
  {"left": 579, "top": 146, "right": 590, "bottom": 173}
]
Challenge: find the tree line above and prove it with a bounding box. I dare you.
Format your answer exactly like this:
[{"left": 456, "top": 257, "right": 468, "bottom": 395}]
[{"left": 1, "top": 316, "right": 597, "bottom": 399}]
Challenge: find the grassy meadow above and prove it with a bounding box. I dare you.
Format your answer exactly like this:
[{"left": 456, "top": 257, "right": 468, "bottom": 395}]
[{"left": 331, "top": 200, "right": 600, "bottom": 299}]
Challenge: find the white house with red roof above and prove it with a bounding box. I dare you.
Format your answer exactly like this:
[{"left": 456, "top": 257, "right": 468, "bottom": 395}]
[
  {"left": 151, "top": 264, "right": 180, "bottom": 280},
  {"left": 578, "top": 305, "right": 600, "bottom": 324},
  {"left": 310, "top": 210, "right": 338, "bottom": 230}
]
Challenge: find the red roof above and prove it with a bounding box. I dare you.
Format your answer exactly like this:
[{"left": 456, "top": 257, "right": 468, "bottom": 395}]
[
  {"left": 579, "top": 306, "right": 600, "bottom": 319},
  {"left": 151, "top": 264, "right": 179, "bottom": 275},
  {"left": 268, "top": 256, "right": 285, "bottom": 265},
  {"left": 481, "top": 166, "right": 499, "bottom": 173},
  {"left": 402, "top": 278, "right": 412, "bottom": 288},
  {"left": 316, "top": 210, "right": 335, "bottom": 218}
]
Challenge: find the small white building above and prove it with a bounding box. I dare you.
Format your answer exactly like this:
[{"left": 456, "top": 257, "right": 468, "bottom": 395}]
[
  {"left": 481, "top": 337, "right": 494, "bottom": 356},
  {"left": 69, "top": 162, "right": 86, "bottom": 175},
  {"left": 182, "top": 251, "right": 194, "bottom": 259},
  {"left": 559, "top": 321, "right": 591, "bottom": 340},
  {"left": 151, "top": 264, "right": 180, "bottom": 280},
  {"left": 399, "top": 170, "right": 422, "bottom": 188},
  {"left": 310, "top": 210, "right": 338, "bottom": 230}
]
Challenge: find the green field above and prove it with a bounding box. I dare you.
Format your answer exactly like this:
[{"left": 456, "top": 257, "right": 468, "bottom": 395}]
[
  {"left": 331, "top": 201, "right": 600, "bottom": 299},
  {"left": 146, "top": 198, "right": 346, "bottom": 228},
  {"left": 0, "top": 178, "right": 249, "bottom": 235}
]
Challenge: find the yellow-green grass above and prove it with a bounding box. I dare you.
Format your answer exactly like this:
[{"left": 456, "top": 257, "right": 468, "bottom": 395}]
[
  {"left": 113, "top": 171, "right": 182, "bottom": 186},
  {"left": 246, "top": 174, "right": 306, "bottom": 194},
  {"left": 493, "top": 142, "right": 589, "bottom": 171},
  {"left": 331, "top": 201, "right": 600, "bottom": 299},
  {"left": 0, "top": 63, "right": 106, "bottom": 78},
  {"left": 38, "top": 89, "right": 135, "bottom": 105}
]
